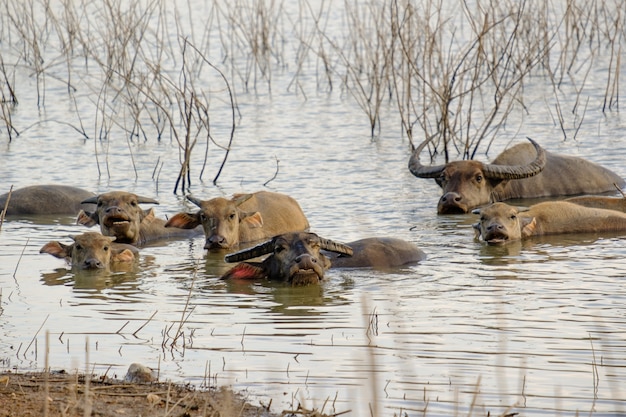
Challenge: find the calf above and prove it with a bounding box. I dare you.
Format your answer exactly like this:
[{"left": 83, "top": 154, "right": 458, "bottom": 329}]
[
  {"left": 165, "top": 191, "right": 310, "bottom": 250},
  {"left": 472, "top": 201, "right": 626, "bottom": 244},
  {"left": 40, "top": 232, "right": 138, "bottom": 270}
]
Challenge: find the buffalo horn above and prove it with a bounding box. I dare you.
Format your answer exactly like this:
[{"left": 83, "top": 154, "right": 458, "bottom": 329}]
[
  {"left": 136, "top": 195, "right": 159, "bottom": 204},
  {"left": 482, "top": 137, "right": 546, "bottom": 180},
  {"left": 233, "top": 193, "right": 254, "bottom": 206},
  {"left": 319, "top": 238, "right": 353, "bottom": 256},
  {"left": 186, "top": 195, "right": 203, "bottom": 208},
  {"left": 408, "top": 137, "right": 446, "bottom": 178},
  {"left": 224, "top": 240, "right": 275, "bottom": 263},
  {"left": 80, "top": 194, "right": 159, "bottom": 205},
  {"left": 81, "top": 196, "right": 98, "bottom": 204}
]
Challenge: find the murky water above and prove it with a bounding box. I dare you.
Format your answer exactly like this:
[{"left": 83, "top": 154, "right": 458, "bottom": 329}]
[{"left": 1, "top": 1, "right": 626, "bottom": 416}]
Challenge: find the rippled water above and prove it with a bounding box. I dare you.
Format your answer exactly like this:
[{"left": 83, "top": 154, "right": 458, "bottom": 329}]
[{"left": 2, "top": 1, "right": 626, "bottom": 416}]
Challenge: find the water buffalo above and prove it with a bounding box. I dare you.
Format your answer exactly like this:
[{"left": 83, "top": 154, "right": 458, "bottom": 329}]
[
  {"left": 409, "top": 138, "right": 625, "bottom": 214},
  {"left": 0, "top": 185, "right": 95, "bottom": 216},
  {"left": 566, "top": 194, "right": 626, "bottom": 212},
  {"left": 221, "top": 232, "right": 426, "bottom": 285},
  {"left": 77, "top": 191, "right": 200, "bottom": 246},
  {"left": 40, "top": 232, "right": 138, "bottom": 270},
  {"left": 472, "top": 201, "right": 626, "bottom": 244},
  {"left": 164, "top": 191, "right": 310, "bottom": 250}
]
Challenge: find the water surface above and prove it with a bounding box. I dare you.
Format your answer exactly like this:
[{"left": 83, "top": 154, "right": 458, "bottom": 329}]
[{"left": 1, "top": 1, "right": 626, "bottom": 416}]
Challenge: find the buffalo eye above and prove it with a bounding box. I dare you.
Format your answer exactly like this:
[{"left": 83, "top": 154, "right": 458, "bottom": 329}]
[
  {"left": 75, "top": 244, "right": 82, "bottom": 251},
  {"left": 130, "top": 200, "right": 138, "bottom": 207},
  {"left": 228, "top": 213, "right": 236, "bottom": 221},
  {"left": 476, "top": 174, "right": 483, "bottom": 183},
  {"left": 510, "top": 214, "right": 517, "bottom": 220},
  {"left": 103, "top": 245, "right": 109, "bottom": 252},
  {"left": 274, "top": 244, "right": 286, "bottom": 254}
]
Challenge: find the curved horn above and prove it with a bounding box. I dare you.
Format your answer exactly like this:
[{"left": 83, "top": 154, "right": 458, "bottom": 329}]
[
  {"left": 233, "top": 193, "right": 254, "bottom": 206},
  {"left": 482, "top": 138, "right": 546, "bottom": 180},
  {"left": 224, "top": 239, "right": 275, "bottom": 263},
  {"left": 81, "top": 196, "right": 98, "bottom": 204},
  {"left": 136, "top": 195, "right": 159, "bottom": 205},
  {"left": 186, "top": 195, "right": 203, "bottom": 208},
  {"left": 319, "top": 238, "right": 353, "bottom": 256},
  {"left": 408, "top": 137, "right": 446, "bottom": 178}
]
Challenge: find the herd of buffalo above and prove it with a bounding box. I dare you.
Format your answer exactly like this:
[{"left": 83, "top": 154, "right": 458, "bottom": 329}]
[{"left": 3, "top": 138, "right": 626, "bottom": 285}]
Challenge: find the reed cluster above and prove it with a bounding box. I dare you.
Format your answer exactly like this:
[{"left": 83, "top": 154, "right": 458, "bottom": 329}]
[{"left": 0, "top": 0, "right": 622, "bottom": 180}]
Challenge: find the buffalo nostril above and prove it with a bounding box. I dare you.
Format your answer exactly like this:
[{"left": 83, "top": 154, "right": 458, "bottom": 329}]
[
  {"left": 441, "top": 193, "right": 462, "bottom": 204},
  {"left": 84, "top": 259, "right": 104, "bottom": 269}
]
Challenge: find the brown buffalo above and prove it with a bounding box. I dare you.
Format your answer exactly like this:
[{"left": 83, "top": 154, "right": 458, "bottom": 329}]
[
  {"left": 165, "top": 191, "right": 310, "bottom": 250},
  {"left": 221, "top": 232, "right": 426, "bottom": 285},
  {"left": 566, "top": 194, "right": 626, "bottom": 212},
  {"left": 40, "top": 232, "right": 138, "bottom": 270},
  {"left": 0, "top": 185, "right": 95, "bottom": 216},
  {"left": 409, "top": 138, "right": 625, "bottom": 214},
  {"left": 472, "top": 201, "right": 626, "bottom": 244},
  {"left": 77, "top": 191, "right": 200, "bottom": 246}
]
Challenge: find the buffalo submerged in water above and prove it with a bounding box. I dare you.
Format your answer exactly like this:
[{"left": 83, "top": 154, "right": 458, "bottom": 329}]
[
  {"left": 408, "top": 138, "right": 625, "bottom": 214},
  {"left": 0, "top": 185, "right": 95, "bottom": 216},
  {"left": 165, "top": 191, "right": 310, "bottom": 251},
  {"left": 40, "top": 231, "right": 138, "bottom": 270},
  {"left": 77, "top": 191, "right": 200, "bottom": 246},
  {"left": 472, "top": 201, "right": 626, "bottom": 244},
  {"left": 221, "top": 231, "right": 426, "bottom": 286}
]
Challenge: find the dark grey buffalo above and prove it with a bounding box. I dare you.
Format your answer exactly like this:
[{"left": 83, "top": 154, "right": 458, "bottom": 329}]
[
  {"left": 409, "top": 138, "right": 625, "bottom": 214},
  {"left": 0, "top": 185, "right": 95, "bottom": 216},
  {"left": 221, "top": 232, "right": 426, "bottom": 285}
]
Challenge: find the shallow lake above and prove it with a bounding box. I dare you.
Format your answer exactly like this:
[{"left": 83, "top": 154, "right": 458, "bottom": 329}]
[{"left": 1, "top": 1, "right": 626, "bottom": 416}]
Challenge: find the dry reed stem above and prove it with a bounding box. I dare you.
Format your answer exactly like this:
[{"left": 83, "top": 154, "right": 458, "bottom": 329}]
[
  {"left": 0, "top": 185, "right": 13, "bottom": 231},
  {"left": 1, "top": 0, "right": 623, "bottom": 171}
]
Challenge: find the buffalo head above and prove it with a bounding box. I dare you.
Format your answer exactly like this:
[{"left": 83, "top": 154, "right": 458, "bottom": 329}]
[
  {"left": 40, "top": 232, "right": 137, "bottom": 269},
  {"left": 472, "top": 203, "right": 536, "bottom": 244},
  {"left": 221, "top": 232, "right": 354, "bottom": 285},
  {"left": 77, "top": 191, "right": 159, "bottom": 245},
  {"left": 409, "top": 138, "right": 546, "bottom": 214},
  {"left": 165, "top": 194, "right": 263, "bottom": 250}
]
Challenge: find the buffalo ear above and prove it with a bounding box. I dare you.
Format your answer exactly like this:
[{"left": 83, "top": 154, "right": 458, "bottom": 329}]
[
  {"left": 165, "top": 212, "right": 201, "bottom": 229},
  {"left": 240, "top": 211, "right": 263, "bottom": 228},
  {"left": 112, "top": 248, "right": 137, "bottom": 263},
  {"left": 40, "top": 241, "right": 72, "bottom": 259},
  {"left": 221, "top": 262, "right": 266, "bottom": 280},
  {"left": 472, "top": 222, "right": 482, "bottom": 240},
  {"left": 471, "top": 208, "right": 481, "bottom": 215},
  {"left": 141, "top": 208, "right": 156, "bottom": 224},
  {"left": 76, "top": 210, "right": 99, "bottom": 227},
  {"left": 521, "top": 217, "right": 537, "bottom": 238}
]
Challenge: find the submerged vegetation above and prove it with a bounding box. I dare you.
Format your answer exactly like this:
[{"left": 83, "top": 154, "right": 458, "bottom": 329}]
[{"left": 0, "top": 0, "right": 623, "bottom": 187}]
